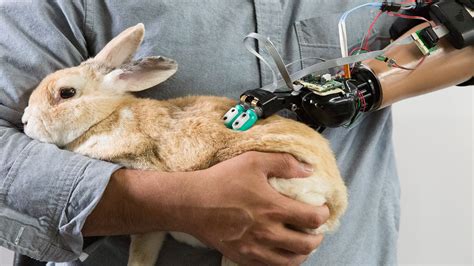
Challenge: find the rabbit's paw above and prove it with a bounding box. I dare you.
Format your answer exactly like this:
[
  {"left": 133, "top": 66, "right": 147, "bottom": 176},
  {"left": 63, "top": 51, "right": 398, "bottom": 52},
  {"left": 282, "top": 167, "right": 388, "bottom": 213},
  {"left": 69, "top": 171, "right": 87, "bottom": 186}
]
[{"left": 268, "top": 175, "right": 340, "bottom": 234}]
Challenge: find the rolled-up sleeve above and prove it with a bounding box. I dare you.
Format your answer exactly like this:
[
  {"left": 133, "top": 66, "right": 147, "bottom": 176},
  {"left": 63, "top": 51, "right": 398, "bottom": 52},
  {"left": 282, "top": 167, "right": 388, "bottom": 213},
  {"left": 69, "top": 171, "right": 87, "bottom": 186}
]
[{"left": 0, "top": 1, "right": 121, "bottom": 261}]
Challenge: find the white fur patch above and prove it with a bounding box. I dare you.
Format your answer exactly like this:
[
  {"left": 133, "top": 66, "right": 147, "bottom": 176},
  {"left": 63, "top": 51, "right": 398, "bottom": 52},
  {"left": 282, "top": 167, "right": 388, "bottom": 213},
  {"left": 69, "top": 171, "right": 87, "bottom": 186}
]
[
  {"left": 74, "top": 110, "right": 132, "bottom": 154},
  {"left": 120, "top": 108, "right": 134, "bottom": 120},
  {"left": 169, "top": 232, "right": 206, "bottom": 248},
  {"left": 102, "top": 69, "right": 127, "bottom": 92},
  {"left": 268, "top": 175, "right": 329, "bottom": 206}
]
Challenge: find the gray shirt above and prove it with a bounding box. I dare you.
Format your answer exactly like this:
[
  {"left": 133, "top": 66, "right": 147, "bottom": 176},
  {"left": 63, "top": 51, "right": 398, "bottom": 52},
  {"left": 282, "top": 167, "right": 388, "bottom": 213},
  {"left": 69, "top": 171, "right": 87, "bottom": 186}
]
[{"left": 0, "top": 0, "right": 400, "bottom": 265}]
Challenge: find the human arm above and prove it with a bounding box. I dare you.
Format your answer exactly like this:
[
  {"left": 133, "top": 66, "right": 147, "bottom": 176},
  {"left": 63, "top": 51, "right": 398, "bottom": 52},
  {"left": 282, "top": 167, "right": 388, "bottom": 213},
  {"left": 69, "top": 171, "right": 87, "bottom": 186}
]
[
  {"left": 83, "top": 152, "right": 329, "bottom": 266},
  {"left": 0, "top": 1, "right": 122, "bottom": 261}
]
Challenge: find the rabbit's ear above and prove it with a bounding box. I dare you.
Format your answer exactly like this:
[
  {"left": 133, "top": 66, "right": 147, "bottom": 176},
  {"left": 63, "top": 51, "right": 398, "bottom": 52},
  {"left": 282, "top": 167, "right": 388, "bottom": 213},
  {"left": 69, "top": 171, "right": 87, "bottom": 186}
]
[
  {"left": 103, "top": 56, "right": 178, "bottom": 92},
  {"left": 94, "top": 23, "right": 145, "bottom": 68}
]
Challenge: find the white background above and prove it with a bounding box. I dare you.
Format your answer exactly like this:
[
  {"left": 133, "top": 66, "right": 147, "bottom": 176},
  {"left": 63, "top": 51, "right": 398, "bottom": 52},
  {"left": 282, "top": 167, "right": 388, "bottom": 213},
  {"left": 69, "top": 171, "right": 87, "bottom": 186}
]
[
  {"left": 0, "top": 86, "right": 472, "bottom": 265},
  {"left": 394, "top": 85, "right": 473, "bottom": 265}
]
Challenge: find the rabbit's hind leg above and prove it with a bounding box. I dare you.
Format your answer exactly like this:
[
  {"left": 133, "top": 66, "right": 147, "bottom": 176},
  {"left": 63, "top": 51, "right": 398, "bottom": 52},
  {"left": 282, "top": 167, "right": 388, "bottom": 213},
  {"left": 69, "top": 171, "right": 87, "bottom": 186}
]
[
  {"left": 221, "top": 256, "right": 239, "bottom": 266},
  {"left": 128, "top": 231, "right": 166, "bottom": 266},
  {"left": 268, "top": 175, "right": 335, "bottom": 234}
]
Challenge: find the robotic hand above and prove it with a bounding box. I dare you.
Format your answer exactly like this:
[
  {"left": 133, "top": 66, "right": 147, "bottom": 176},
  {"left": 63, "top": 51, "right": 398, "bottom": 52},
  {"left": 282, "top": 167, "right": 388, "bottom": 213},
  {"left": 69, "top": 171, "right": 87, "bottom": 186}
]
[
  {"left": 225, "top": 68, "right": 379, "bottom": 131},
  {"left": 224, "top": 0, "right": 474, "bottom": 131}
]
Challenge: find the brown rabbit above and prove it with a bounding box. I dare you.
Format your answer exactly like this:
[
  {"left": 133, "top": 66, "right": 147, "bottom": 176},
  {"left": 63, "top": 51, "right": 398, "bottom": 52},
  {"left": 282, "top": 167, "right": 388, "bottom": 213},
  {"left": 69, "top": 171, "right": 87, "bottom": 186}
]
[{"left": 22, "top": 24, "right": 347, "bottom": 266}]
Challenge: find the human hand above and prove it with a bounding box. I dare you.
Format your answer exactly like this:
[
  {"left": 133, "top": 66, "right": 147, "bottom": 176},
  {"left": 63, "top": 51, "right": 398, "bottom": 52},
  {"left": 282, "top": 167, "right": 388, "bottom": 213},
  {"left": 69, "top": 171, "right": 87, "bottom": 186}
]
[{"left": 182, "top": 151, "right": 330, "bottom": 266}]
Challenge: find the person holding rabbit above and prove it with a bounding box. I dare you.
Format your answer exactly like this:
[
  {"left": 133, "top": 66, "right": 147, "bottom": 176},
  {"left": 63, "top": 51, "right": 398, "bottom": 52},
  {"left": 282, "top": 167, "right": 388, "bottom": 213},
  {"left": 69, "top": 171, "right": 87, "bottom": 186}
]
[
  {"left": 0, "top": 1, "right": 406, "bottom": 266},
  {"left": 21, "top": 22, "right": 349, "bottom": 265}
]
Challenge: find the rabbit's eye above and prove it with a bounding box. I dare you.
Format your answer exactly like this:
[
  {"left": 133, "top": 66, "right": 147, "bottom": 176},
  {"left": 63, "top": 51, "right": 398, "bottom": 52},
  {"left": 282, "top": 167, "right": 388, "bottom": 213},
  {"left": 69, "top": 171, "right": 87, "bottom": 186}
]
[{"left": 59, "top": 87, "right": 76, "bottom": 99}]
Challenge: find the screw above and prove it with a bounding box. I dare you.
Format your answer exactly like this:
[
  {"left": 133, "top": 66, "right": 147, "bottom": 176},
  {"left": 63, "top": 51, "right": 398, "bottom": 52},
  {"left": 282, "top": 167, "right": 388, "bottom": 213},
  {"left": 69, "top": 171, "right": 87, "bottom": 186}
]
[{"left": 290, "top": 104, "right": 298, "bottom": 111}]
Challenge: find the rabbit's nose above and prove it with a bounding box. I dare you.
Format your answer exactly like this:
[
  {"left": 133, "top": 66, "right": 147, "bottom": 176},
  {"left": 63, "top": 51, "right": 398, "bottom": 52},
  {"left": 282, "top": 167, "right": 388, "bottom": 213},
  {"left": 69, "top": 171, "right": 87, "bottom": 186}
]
[
  {"left": 21, "top": 115, "right": 28, "bottom": 126},
  {"left": 22, "top": 107, "right": 29, "bottom": 125}
]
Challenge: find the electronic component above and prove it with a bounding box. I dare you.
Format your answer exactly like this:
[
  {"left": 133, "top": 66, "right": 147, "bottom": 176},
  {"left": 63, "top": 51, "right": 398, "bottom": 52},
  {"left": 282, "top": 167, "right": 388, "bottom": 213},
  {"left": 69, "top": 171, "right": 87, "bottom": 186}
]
[
  {"left": 298, "top": 67, "right": 381, "bottom": 128},
  {"left": 223, "top": 105, "right": 244, "bottom": 128},
  {"left": 224, "top": 1, "right": 473, "bottom": 131},
  {"left": 238, "top": 89, "right": 301, "bottom": 118},
  {"left": 418, "top": 27, "right": 439, "bottom": 49},
  {"left": 231, "top": 109, "right": 258, "bottom": 131},
  {"left": 295, "top": 75, "right": 345, "bottom": 96},
  {"left": 223, "top": 67, "right": 382, "bottom": 131},
  {"left": 411, "top": 27, "right": 439, "bottom": 55},
  {"left": 223, "top": 103, "right": 260, "bottom": 131},
  {"left": 430, "top": 0, "right": 474, "bottom": 49},
  {"left": 411, "top": 32, "right": 430, "bottom": 55},
  {"left": 380, "top": 1, "right": 401, "bottom": 12}
]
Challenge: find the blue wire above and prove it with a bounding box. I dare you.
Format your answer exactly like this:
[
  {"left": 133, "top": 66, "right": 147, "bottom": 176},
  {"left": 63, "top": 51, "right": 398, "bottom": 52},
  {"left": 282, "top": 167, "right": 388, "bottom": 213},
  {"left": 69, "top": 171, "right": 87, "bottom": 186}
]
[
  {"left": 338, "top": 2, "right": 383, "bottom": 58},
  {"left": 340, "top": 2, "right": 382, "bottom": 23}
]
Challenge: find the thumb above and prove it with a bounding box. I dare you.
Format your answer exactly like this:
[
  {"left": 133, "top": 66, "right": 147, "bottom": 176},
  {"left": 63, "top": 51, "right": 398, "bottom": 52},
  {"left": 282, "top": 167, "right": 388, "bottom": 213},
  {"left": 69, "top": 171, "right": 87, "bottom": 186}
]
[{"left": 260, "top": 153, "right": 314, "bottom": 179}]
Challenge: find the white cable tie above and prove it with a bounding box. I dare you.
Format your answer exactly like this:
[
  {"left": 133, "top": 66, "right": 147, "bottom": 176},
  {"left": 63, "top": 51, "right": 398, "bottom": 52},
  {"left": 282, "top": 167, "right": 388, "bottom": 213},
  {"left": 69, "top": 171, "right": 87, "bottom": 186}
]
[
  {"left": 244, "top": 33, "right": 294, "bottom": 92},
  {"left": 79, "top": 252, "right": 89, "bottom": 262},
  {"left": 245, "top": 23, "right": 416, "bottom": 93},
  {"left": 432, "top": 24, "right": 450, "bottom": 39}
]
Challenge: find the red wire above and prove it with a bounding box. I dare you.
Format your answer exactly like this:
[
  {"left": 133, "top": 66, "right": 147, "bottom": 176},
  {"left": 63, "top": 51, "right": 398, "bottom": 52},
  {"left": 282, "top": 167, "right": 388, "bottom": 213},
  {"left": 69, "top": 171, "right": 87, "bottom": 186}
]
[
  {"left": 413, "top": 55, "right": 427, "bottom": 69},
  {"left": 351, "top": 3, "right": 432, "bottom": 74},
  {"left": 363, "top": 10, "right": 383, "bottom": 50},
  {"left": 350, "top": 10, "right": 382, "bottom": 74},
  {"left": 387, "top": 12, "right": 430, "bottom": 23},
  {"left": 357, "top": 91, "right": 367, "bottom": 112},
  {"left": 393, "top": 55, "right": 427, "bottom": 71},
  {"left": 400, "top": 0, "right": 432, "bottom": 4},
  {"left": 362, "top": 1, "right": 432, "bottom": 51}
]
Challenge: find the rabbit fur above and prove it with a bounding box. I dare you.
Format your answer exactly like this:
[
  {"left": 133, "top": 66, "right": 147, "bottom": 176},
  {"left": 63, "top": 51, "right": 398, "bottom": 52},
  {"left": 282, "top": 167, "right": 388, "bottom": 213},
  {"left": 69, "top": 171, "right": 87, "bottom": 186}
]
[{"left": 22, "top": 24, "right": 347, "bottom": 266}]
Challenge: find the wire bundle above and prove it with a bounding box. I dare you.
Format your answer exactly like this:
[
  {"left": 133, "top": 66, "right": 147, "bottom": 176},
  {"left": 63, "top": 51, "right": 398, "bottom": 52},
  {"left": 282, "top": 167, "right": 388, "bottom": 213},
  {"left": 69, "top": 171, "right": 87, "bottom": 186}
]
[{"left": 338, "top": 1, "right": 433, "bottom": 77}]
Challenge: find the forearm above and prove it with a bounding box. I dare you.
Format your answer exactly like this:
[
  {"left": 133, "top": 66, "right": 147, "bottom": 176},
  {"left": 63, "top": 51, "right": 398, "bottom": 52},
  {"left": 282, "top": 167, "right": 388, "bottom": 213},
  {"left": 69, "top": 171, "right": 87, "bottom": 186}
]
[
  {"left": 0, "top": 1, "right": 121, "bottom": 260},
  {"left": 82, "top": 169, "right": 203, "bottom": 236},
  {"left": 364, "top": 23, "right": 474, "bottom": 109},
  {"left": 84, "top": 153, "right": 329, "bottom": 266},
  {"left": 0, "top": 122, "right": 121, "bottom": 261}
]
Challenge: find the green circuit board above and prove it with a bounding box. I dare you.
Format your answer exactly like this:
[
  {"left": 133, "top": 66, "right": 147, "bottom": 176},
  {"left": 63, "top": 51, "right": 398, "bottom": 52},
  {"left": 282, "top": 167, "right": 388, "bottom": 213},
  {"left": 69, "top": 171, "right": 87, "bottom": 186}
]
[{"left": 295, "top": 74, "right": 345, "bottom": 96}]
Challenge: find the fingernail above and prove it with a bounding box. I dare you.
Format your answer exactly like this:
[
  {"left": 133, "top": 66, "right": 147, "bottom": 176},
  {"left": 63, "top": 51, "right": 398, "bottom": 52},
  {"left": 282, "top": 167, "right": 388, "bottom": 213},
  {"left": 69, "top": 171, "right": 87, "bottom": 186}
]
[{"left": 301, "top": 163, "right": 313, "bottom": 173}]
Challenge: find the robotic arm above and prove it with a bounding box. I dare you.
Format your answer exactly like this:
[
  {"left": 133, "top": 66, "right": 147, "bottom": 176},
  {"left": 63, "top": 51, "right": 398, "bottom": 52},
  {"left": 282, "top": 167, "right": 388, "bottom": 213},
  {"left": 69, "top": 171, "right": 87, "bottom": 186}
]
[{"left": 224, "top": 0, "right": 474, "bottom": 131}]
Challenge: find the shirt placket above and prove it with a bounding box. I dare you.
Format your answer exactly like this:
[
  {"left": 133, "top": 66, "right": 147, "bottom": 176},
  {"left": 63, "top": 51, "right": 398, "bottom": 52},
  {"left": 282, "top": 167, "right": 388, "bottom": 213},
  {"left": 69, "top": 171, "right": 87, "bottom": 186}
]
[{"left": 254, "top": 0, "right": 283, "bottom": 87}]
